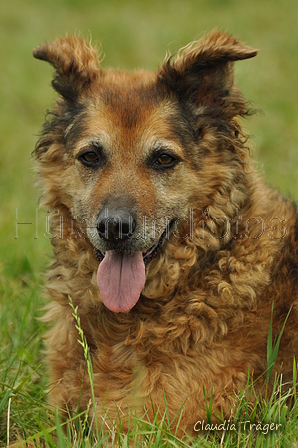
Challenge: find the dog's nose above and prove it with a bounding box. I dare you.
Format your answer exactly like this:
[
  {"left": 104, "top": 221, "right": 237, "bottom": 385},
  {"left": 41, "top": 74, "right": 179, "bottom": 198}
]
[{"left": 97, "top": 208, "right": 136, "bottom": 242}]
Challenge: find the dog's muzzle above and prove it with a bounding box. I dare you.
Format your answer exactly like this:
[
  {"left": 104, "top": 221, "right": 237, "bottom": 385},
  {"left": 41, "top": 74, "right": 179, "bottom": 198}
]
[
  {"left": 93, "top": 207, "right": 172, "bottom": 313},
  {"left": 93, "top": 207, "right": 170, "bottom": 265}
]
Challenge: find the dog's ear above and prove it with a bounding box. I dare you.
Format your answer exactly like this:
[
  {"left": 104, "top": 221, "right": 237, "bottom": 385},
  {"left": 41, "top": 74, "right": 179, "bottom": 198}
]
[
  {"left": 158, "top": 30, "right": 258, "bottom": 117},
  {"left": 33, "top": 35, "right": 100, "bottom": 102}
]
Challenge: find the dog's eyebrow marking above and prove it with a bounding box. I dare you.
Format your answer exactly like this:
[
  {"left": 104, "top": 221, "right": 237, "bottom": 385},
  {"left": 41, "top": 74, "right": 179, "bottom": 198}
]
[
  {"left": 150, "top": 140, "right": 184, "bottom": 157},
  {"left": 77, "top": 138, "right": 102, "bottom": 150},
  {"left": 63, "top": 111, "right": 90, "bottom": 149},
  {"left": 143, "top": 140, "right": 183, "bottom": 168},
  {"left": 64, "top": 122, "right": 76, "bottom": 139}
]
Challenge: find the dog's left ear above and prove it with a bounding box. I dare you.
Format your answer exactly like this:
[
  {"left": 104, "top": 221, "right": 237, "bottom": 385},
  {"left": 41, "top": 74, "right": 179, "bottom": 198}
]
[
  {"left": 33, "top": 35, "right": 100, "bottom": 102},
  {"left": 158, "top": 30, "right": 258, "bottom": 117}
]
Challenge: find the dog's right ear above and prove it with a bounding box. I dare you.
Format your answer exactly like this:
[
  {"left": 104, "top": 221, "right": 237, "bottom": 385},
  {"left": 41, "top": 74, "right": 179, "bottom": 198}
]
[{"left": 33, "top": 35, "right": 100, "bottom": 102}]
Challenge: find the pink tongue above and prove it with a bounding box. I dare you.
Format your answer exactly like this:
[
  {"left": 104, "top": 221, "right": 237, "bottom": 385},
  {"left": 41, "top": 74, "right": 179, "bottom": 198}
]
[{"left": 97, "top": 251, "right": 146, "bottom": 313}]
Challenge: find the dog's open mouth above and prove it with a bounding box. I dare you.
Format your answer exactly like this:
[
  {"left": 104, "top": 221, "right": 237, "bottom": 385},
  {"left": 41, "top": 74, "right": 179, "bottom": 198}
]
[
  {"left": 93, "top": 228, "right": 166, "bottom": 264},
  {"left": 93, "top": 229, "right": 167, "bottom": 313}
]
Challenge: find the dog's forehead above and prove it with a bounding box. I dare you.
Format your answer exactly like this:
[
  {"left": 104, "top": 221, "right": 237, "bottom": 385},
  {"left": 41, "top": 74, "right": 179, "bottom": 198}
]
[
  {"left": 96, "top": 69, "right": 162, "bottom": 123},
  {"left": 70, "top": 70, "right": 188, "bottom": 151},
  {"left": 84, "top": 101, "right": 181, "bottom": 156},
  {"left": 64, "top": 69, "right": 197, "bottom": 158}
]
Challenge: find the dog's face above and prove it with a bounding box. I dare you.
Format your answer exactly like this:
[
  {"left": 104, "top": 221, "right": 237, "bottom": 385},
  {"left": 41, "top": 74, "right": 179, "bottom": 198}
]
[
  {"left": 62, "top": 73, "right": 198, "bottom": 255},
  {"left": 34, "top": 32, "right": 257, "bottom": 312}
]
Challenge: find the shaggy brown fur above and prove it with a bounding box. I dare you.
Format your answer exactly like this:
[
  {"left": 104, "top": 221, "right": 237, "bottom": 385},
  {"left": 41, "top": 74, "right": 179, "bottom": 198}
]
[{"left": 33, "top": 31, "right": 298, "bottom": 435}]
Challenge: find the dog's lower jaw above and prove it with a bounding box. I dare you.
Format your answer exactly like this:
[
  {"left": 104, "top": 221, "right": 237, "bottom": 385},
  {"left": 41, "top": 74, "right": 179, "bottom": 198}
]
[{"left": 93, "top": 246, "right": 105, "bottom": 262}]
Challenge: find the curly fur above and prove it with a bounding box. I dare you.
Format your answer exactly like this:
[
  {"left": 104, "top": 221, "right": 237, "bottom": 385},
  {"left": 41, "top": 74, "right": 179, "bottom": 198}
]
[{"left": 33, "top": 31, "right": 298, "bottom": 436}]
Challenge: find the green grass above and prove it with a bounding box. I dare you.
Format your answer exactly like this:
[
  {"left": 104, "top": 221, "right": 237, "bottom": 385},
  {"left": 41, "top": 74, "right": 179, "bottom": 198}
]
[{"left": 1, "top": 0, "right": 298, "bottom": 445}]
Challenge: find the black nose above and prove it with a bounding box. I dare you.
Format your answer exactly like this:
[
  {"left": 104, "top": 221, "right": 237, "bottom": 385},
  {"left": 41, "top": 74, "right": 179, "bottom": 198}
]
[{"left": 97, "top": 208, "right": 136, "bottom": 242}]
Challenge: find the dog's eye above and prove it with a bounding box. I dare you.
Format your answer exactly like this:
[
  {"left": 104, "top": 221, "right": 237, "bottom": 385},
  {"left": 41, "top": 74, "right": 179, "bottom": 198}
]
[
  {"left": 78, "top": 150, "right": 100, "bottom": 167},
  {"left": 153, "top": 153, "right": 177, "bottom": 169},
  {"left": 157, "top": 154, "right": 174, "bottom": 165}
]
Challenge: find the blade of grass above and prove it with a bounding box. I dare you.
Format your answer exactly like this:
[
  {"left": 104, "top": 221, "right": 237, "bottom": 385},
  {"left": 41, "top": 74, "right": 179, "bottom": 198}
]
[
  {"left": 54, "top": 411, "right": 66, "bottom": 448},
  {"left": 0, "top": 390, "right": 13, "bottom": 414},
  {"left": 267, "top": 302, "right": 292, "bottom": 385},
  {"left": 203, "top": 385, "right": 213, "bottom": 424},
  {"left": 69, "top": 296, "right": 98, "bottom": 433}
]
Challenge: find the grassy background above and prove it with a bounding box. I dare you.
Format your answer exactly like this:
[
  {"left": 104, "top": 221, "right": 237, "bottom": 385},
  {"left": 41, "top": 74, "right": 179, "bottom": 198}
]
[{"left": 0, "top": 0, "right": 298, "bottom": 445}]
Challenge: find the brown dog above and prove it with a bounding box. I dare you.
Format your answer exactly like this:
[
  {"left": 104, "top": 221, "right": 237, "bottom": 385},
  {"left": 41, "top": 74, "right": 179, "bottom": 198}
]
[{"left": 33, "top": 31, "right": 298, "bottom": 435}]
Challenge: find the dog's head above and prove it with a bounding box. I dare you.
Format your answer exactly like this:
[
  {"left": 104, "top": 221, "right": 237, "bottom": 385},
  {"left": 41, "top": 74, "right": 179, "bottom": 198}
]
[{"left": 33, "top": 31, "right": 257, "bottom": 312}]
